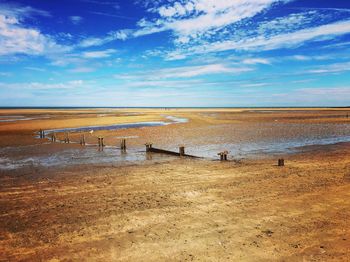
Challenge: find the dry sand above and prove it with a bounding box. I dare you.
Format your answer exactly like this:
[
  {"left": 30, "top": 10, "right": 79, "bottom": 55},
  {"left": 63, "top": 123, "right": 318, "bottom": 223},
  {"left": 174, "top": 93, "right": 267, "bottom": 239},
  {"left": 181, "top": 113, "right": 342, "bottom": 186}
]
[{"left": 0, "top": 108, "right": 350, "bottom": 261}]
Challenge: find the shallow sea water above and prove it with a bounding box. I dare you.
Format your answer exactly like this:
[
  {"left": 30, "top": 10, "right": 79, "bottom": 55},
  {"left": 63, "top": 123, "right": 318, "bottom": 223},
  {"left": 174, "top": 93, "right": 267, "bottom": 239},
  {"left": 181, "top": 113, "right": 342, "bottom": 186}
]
[{"left": 1, "top": 118, "right": 350, "bottom": 170}]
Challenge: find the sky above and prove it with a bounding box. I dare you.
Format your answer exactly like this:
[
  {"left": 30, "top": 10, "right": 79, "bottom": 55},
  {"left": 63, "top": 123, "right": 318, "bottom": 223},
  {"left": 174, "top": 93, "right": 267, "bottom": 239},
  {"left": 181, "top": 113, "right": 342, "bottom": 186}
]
[{"left": 0, "top": 0, "right": 350, "bottom": 107}]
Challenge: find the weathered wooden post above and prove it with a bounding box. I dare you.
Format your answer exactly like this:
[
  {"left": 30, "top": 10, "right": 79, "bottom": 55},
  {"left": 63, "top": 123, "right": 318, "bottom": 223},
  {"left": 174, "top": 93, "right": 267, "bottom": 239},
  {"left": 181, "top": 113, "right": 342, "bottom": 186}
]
[
  {"left": 98, "top": 137, "right": 105, "bottom": 147},
  {"left": 179, "top": 146, "right": 185, "bottom": 156},
  {"left": 51, "top": 133, "right": 56, "bottom": 142},
  {"left": 218, "top": 152, "right": 223, "bottom": 161},
  {"left": 278, "top": 158, "right": 284, "bottom": 166},
  {"left": 223, "top": 151, "right": 228, "bottom": 161},
  {"left": 218, "top": 151, "right": 228, "bottom": 161},
  {"left": 39, "top": 129, "right": 44, "bottom": 138},
  {"left": 145, "top": 143, "right": 153, "bottom": 152},
  {"left": 64, "top": 132, "right": 70, "bottom": 143},
  {"left": 80, "top": 134, "right": 86, "bottom": 146},
  {"left": 121, "top": 139, "right": 126, "bottom": 151}
]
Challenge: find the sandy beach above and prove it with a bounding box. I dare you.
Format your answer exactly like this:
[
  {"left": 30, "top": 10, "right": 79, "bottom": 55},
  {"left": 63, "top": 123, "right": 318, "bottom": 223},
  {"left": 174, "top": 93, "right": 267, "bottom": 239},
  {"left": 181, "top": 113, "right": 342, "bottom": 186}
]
[{"left": 1, "top": 108, "right": 350, "bottom": 261}]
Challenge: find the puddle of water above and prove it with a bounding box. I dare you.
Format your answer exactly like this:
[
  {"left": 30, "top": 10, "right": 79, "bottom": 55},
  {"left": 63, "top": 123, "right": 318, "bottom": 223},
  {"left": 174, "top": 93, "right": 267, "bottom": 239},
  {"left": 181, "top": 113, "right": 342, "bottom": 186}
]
[
  {"left": 45, "top": 122, "right": 167, "bottom": 134},
  {"left": 164, "top": 116, "right": 188, "bottom": 123},
  {"left": 186, "top": 135, "right": 350, "bottom": 159},
  {"left": 0, "top": 146, "right": 176, "bottom": 170},
  {"left": 43, "top": 115, "right": 188, "bottom": 134},
  {"left": 0, "top": 115, "right": 51, "bottom": 122}
]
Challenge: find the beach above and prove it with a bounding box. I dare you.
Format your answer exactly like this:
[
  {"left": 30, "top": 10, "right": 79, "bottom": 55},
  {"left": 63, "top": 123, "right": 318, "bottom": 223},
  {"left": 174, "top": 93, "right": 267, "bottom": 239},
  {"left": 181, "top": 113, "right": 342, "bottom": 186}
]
[{"left": 1, "top": 108, "right": 350, "bottom": 261}]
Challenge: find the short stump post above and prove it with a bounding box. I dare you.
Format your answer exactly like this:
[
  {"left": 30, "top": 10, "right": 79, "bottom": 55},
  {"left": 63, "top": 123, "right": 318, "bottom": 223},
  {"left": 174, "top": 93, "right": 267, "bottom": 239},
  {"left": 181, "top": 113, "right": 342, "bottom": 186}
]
[
  {"left": 51, "top": 133, "right": 56, "bottom": 142},
  {"left": 179, "top": 146, "right": 185, "bottom": 156},
  {"left": 121, "top": 139, "right": 126, "bottom": 151},
  {"left": 98, "top": 137, "right": 105, "bottom": 147},
  {"left": 278, "top": 158, "right": 284, "bottom": 166},
  {"left": 218, "top": 151, "right": 228, "bottom": 161},
  {"left": 145, "top": 143, "right": 153, "bottom": 152},
  {"left": 64, "top": 132, "right": 70, "bottom": 143},
  {"left": 80, "top": 134, "right": 86, "bottom": 146},
  {"left": 223, "top": 151, "right": 228, "bottom": 161}
]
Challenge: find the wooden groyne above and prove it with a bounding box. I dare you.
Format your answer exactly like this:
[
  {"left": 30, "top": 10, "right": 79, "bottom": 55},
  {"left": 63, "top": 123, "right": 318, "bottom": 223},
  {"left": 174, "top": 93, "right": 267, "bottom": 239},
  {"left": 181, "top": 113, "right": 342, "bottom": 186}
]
[
  {"left": 37, "top": 129, "right": 234, "bottom": 161},
  {"left": 145, "top": 143, "right": 199, "bottom": 158}
]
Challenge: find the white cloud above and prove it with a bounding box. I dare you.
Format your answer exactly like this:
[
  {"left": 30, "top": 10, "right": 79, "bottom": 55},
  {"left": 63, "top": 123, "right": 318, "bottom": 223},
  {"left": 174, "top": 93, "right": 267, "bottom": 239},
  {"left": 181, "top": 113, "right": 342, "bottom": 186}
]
[
  {"left": 297, "top": 87, "right": 350, "bottom": 96},
  {"left": 82, "top": 49, "right": 117, "bottom": 58},
  {"left": 257, "top": 11, "right": 320, "bottom": 35},
  {"left": 120, "top": 79, "right": 203, "bottom": 89},
  {"left": 79, "top": 0, "right": 286, "bottom": 47},
  {"left": 79, "top": 37, "right": 110, "bottom": 48},
  {"left": 84, "top": 1, "right": 350, "bottom": 61},
  {"left": 0, "top": 80, "right": 85, "bottom": 90},
  {"left": 157, "top": 63, "right": 252, "bottom": 78},
  {"left": 169, "top": 19, "right": 350, "bottom": 58},
  {"left": 25, "top": 67, "right": 46, "bottom": 72},
  {"left": 242, "top": 58, "right": 271, "bottom": 65},
  {"left": 50, "top": 54, "right": 84, "bottom": 66},
  {"left": 69, "top": 67, "right": 95, "bottom": 73},
  {"left": 69, "top": 16, "right": 83, "bottom": 25},
  {"left": 113, "top": 30, "right": 132, "bottom": 40},
  {"left": 0, "top": 3, "right": 51, "bottom": 20},
  {"left": 307, "top": 61, "right": 350, "bottom": 74},
  {"left": 115, "top": 63, "right": 253, "bottom": 81},
  {"left": 151, "top": 0, "right": 282, "bottom": 38},
  {"left": 240, "top": 83, "right": 269, "bottom": 87},
  {"left": 0, "top": 72, "right": 11, "bottom": 76},
  {"left": 0, "top": 4, "right": 69, "bottom": 56}
]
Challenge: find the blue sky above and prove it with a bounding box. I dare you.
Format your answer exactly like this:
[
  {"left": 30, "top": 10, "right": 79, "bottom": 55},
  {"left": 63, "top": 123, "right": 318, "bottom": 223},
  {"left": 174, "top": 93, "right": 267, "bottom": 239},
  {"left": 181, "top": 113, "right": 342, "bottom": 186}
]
[{"left": 0, "top": 0, "right": 350, "bottom": 107}]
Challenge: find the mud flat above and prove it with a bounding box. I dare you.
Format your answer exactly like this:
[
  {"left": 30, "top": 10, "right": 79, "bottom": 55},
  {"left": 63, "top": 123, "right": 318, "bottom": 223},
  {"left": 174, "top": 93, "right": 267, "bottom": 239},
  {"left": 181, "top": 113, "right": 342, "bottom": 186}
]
[{"left": 0, "top": 108, "right": 350, "bottom": 261}]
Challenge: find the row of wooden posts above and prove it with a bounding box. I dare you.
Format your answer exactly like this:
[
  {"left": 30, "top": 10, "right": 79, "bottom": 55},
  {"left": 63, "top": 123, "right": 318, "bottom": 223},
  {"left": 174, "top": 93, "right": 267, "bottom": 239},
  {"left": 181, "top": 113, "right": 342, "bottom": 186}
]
[
  {"left": 43, "top": 130, "right": 127, "bottom": 150},
  {"left": 39, "top": 130, "right": 286, "bottom": 164}
]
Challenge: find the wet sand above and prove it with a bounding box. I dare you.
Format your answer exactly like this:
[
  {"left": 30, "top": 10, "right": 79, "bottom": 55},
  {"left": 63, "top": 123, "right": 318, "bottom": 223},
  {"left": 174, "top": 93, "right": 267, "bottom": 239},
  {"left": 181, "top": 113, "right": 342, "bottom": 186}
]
[{"left": 0, "top": 108, "right": 350, "bottom": 261}]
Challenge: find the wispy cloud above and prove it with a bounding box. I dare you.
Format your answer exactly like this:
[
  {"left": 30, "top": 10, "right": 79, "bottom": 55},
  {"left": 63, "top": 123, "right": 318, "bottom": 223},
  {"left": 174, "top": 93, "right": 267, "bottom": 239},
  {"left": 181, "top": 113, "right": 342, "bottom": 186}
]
[
  {"left": 82, "top": 49, "right": 117, "bottom": 58},
  {"left": 143, "top": 0, "right": 284, "bottom": 43},
  {"left": 167, "top": 19, "right": 350, "bottom": 59},
  {"left": 156, "top": 63, "right": 252, "bottom": 78},
  {"left": 115, "top": 63, "right": 253, "bottom": 81},
  {"left": 307, "top": 61, "right": 350, "bottom": 74},
  {"left": 88, "top": 11, "right": 134, "bottom": 20},
  {"left": 0, "top": 2, "right": 51, "bottom": 20},
  {"left": 240, "top": 83, "right": 269, "bottom": 88},
  {"left": 25, "top": 67, "right": 46, "bottom": 72},
  {"left": 69, "top": 67, "right": 96, "bottom": 73},
  {"left": 242, "top": 58, "right": 271, "bottom": 65},
  {"left": 69, "top": 16, "right": 83, "bottom": 25},
  {"left": 297, "top": 87, "right": 350, "bottom": 96},
  {"left": 0, "top": 72, "right": 11, "bottom": 77},
  {"left": 0, "top": 80, "right": 85, "bottom": 90},
  {"left": 81, "top": 1, "right": 350, "bottom": 62},
  {"left": 77, "top": 0, "right": 286, "bottom": 48}
]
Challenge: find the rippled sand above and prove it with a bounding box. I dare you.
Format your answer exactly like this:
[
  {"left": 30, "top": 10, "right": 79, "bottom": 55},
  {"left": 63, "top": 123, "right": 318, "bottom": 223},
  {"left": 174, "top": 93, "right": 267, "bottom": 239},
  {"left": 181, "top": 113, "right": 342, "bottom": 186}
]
[{"left": 0, "top": 108, "right": 350, "bottom": 261}]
